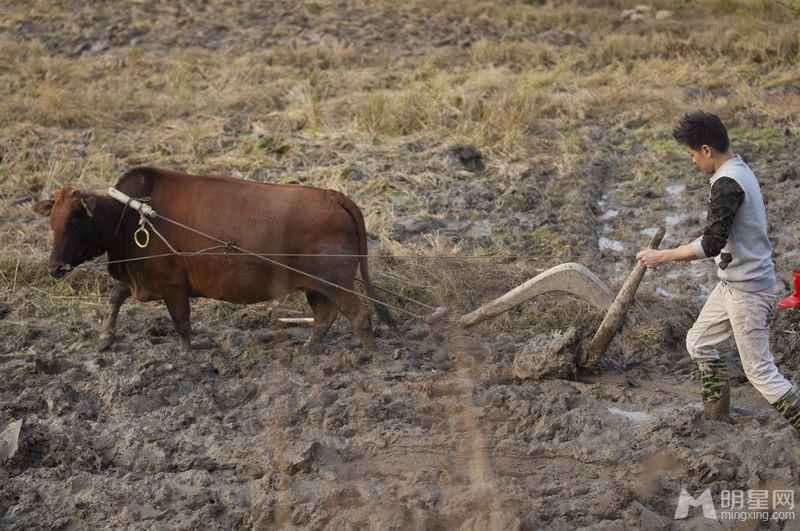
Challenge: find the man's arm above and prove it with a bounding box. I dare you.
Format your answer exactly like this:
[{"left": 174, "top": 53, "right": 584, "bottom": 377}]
[
  {"left": 636, "top": 177, "right": 744, "bottom": 269},
  {"left": 636, "top": 241, "right": 701, "bottom": 268},
  {"left": 699, "top": 177, "right": 743, "bottom": 259}
]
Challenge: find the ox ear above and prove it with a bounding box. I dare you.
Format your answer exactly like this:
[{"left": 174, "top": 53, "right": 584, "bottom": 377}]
[
  {"left": 80, "top": 197, "right": 95, "bottom": 217},
  {"left": 72, "top": 190, "right": 95, "bottom": 218},
  {"left": 32, "top": 199, "right": 54, "bottom": 217}
]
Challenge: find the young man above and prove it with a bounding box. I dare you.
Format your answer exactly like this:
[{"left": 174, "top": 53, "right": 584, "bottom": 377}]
[{"left": 636, "top": 111, "right": 799, "bottom": 433}]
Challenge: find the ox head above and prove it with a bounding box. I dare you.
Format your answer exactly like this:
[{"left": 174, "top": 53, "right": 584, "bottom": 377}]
[{"left": 33, "top": 187, "right": 104, "bottom": 278}]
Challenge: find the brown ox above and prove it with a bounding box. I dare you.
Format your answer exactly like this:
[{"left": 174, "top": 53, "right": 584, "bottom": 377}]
[{"left": 33, "top": 166, "right": 397, "bottom": 352}]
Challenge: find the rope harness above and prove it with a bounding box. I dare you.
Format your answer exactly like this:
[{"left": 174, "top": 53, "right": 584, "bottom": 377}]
[{"left": 107, "top": 188, "right": 434, "bottom": 320}]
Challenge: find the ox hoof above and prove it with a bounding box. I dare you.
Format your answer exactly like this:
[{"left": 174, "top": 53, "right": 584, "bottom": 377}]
[
  {"left": 361, "top": 339, "right": 378, "bottom": 354},
  {"left": 344, "top": 350, "right": 372, "bottom": 366},
  {"left": 97, "top": 333, "right": 115, "bottom": 351},
  {"left": 302, "top": 341, "right": 326, "bottom": 358}
]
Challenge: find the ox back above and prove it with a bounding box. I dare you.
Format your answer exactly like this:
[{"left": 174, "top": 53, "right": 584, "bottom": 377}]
[{"left": 34, "top": 166, "right": 398, "bottom": 352}]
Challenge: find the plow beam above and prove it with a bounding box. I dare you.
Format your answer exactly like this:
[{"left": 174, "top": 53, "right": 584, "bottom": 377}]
[{"left": 457, "top": 262, "right": 636, "bottom": 329}]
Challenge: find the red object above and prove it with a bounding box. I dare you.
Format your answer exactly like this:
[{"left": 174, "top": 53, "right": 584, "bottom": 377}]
[{"left": 778, "top": 270, "right": 800, "bottom": 309}]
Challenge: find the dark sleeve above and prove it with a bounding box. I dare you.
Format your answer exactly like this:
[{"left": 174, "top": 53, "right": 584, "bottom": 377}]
[{"left": 700, "top": 177, "right": 744, "bottom": 259}]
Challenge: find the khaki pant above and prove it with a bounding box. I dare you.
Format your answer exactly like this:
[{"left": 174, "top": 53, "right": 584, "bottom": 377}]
[{"left": 686, "top": 281, "right": 792, "bottom": 404}]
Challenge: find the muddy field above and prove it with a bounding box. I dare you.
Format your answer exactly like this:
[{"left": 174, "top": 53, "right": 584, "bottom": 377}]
[{"left": 2, "top": 1, "right": 800, "bottom": 530}]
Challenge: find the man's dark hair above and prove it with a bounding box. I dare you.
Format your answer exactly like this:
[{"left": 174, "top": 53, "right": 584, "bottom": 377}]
[{"left": 672, "top": 111, "right": 730, "bottom": 153}]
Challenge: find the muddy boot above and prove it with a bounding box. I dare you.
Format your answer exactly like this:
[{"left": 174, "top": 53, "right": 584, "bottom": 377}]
[
  {"left": 695, "top": 357, "right": 731, "bottom": 422},
  {"left": 773, "top": 384, "right": 800, "bottom": 433}
]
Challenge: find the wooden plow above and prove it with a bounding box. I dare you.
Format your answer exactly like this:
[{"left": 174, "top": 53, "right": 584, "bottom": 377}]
[{"left": 457, "top": 227, "right": 666, "bottom": 371}]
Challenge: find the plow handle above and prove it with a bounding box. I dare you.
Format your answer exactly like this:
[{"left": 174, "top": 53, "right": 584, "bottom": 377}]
[{"left": 580, "top": 226, "right": 666, "bottom": 368}]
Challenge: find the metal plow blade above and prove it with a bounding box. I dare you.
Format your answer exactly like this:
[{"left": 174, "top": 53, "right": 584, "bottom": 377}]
[{"left": 457, "top": 262, "right": 636, "bottom": 330}]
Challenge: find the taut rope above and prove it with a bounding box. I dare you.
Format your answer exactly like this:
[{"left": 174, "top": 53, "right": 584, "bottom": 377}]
[{"left": 107, "top": 188, "right": 430, "bottom": 320}]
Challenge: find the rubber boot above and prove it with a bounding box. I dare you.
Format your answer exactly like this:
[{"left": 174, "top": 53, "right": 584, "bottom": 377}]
[
  {"left": 695, "top": 357, "right": 731, "bottom": 422},
  {"left": 778, "top": 270, "right": 800, "bottom": 309},
  {"left": 773, "top": 384, "right": 800, "bottom": 433}
]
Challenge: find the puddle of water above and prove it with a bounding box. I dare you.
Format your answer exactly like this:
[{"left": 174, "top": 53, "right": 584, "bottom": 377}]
[
  {"left": 655, "top": 286, "right": 675, "bottom": 298},
  {"left": 599, "top": 208, "right": 618, "bottom": 221},
  {"left": 664, "top": 214, "right": 685, "bottom": 226},
  {"left": 598, "top": 237, "right": 624, "bottom": 251},
  {"left": 641, "top": 227, "right": 660, "bottom": 238},
  {"left": 607, "top": 407, "right": 655, "bottom": 423},
  {"left": 597, "top": 198, "right": 619, "bottom": 221},
  {"left": 665, "top": 183, "right": 685, "bottom": 197},
  {"left": 665, "top": 260, "right": 714, "bottom": 281}
]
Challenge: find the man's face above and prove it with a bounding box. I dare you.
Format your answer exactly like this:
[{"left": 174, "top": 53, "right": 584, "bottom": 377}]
[{"left": 686, "top": 145, "right": 715, "bottom": 174}]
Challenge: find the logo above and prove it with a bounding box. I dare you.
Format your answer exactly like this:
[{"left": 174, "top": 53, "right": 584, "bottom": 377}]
[
  {"left": 674, "top": 487, "right": 796, "bottom": 522},
  {"left": 675, "top": 488, "right": 717, "bottom": 520}
]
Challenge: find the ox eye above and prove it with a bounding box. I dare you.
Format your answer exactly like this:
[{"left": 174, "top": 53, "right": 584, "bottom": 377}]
[{"left": 67, "top": 215, "right": 82, "bottom": 230}]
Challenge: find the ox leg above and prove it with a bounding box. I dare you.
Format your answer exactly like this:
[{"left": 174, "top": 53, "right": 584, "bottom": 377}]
[
  {"left": 304, "top": 290, "right": 338, "bottom": 346},
  {"left": 329, "top": 291, "right": 377, "bottom": 352},
  {"left": 99, "top": 281, "right": 131, "bottom": 351},
  {"left": 163, "top": 293, "right": 192, "bottom": 353}
]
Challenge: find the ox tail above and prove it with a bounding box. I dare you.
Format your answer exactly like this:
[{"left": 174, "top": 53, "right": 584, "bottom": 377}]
[{"left": 337, "top": 195, "right": 404, "bottom": 343}]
